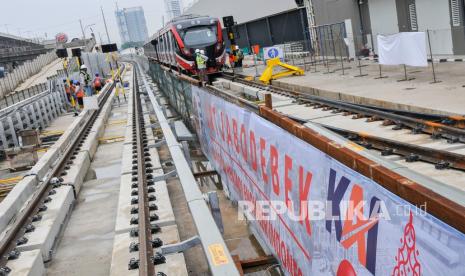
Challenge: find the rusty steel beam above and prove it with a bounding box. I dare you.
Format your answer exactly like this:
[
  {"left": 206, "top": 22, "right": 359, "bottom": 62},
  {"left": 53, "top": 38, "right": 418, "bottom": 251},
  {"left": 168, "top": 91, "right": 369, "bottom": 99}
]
[
  {"left": 193, "top": 170, "right": 218, "bottom": 178},
  {"left": 157, "top": 62, "right": 202, "bottom": 86},
  {"left": 240, "top": 255, "right": 277, "bottom": 269}
]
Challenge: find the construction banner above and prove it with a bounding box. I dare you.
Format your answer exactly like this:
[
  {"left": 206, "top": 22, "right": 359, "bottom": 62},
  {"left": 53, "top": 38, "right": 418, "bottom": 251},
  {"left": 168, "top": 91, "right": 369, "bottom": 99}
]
[{"left": 191, "top": 85, "right": 465, "bottom": 276}]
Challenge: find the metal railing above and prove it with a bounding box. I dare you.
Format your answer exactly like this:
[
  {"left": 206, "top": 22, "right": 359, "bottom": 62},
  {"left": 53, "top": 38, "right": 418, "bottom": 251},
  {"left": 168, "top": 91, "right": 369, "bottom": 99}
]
[{"left": 0, "top": 51, "right": 57, "bottom": 97}]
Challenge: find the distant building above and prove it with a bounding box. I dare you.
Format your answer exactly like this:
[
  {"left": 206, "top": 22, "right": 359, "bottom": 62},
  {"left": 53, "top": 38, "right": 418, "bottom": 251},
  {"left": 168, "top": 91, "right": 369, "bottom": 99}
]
[
  {"left": 165, "top": 0, "right": 183, "bottom": 20},
  {"left": 115, "top": 6, "right": 149, "bottom": 44}
]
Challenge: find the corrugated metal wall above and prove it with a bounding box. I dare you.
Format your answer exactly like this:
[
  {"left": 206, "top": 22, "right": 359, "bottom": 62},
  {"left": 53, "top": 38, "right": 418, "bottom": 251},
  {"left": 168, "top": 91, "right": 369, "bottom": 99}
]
[{"left": 223, "top": 8, "right": 309, "bottom": 50}]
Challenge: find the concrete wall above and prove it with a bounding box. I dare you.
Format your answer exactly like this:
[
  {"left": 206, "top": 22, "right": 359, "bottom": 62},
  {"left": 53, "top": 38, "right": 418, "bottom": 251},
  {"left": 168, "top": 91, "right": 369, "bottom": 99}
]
[
  {"left": 368, "top": 0, "right": 399, "bottom": 51},
  {"left": 416, "top": 0, "right": 453, "bottom": 55},
  {"left": 184, "top": 0, "right": 297, "bottom": 25},
  {"left": 368, "top": 0, "right": 455, "bottom": 55},
  {"left": 313, "top": 0, "right": 363, "bottom": 36},
  {"left": 368, "top": 0, "right": 399, "bottom": 36}
]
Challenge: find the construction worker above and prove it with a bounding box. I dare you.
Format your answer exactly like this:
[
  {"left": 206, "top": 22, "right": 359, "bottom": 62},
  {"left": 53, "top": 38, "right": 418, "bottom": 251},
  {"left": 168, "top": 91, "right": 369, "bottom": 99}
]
[
  {"left": 235, "top": 46, "right": 244, "bottom": 68},
  {"left": 92, "top": 73, "right": 103, "bottom": 94},
  {"left": 195, "top": 49, "right": 208, "bottom": 83},
  {"left": 227, "top": 50, "right": 235, "bottom": 69},
  {"left": 63, "top": 79, "right": 72, "bottom": 103},
  {"left": 75, "top": 81, "right": 85, "bottom": 109},
  {"left": 80, "top": 64, "right": 92, "bottom": 96}
]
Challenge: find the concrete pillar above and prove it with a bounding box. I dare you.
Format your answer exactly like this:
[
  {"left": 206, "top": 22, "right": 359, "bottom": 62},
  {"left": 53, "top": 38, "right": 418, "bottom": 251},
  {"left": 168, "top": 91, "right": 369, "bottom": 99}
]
[
  {"left": 7, "top": 116, "right": 19, "bottom": 147},
  {"left": 15, "top": 112, "right": 24, "bottom": 130},
  {"left": 0, "top": 121, "right": 8, "bottom": 149}
]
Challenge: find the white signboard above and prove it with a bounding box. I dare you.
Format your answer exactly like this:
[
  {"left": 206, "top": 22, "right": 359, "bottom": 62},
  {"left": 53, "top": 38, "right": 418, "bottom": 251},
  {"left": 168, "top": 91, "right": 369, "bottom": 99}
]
[
  {"left": 378, "top": 32, "right": 427, "bottom": 67},
  {"left": 263, "top": 46, "right": 284, "bottom": 60}
]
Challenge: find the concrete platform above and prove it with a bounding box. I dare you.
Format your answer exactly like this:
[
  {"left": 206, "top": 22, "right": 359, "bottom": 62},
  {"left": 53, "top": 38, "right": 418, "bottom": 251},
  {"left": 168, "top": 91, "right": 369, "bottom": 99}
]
[
  {"left": 47, "top": 96, "right": 129, "bottom": 275},
  {"left": 109, "top": 231, "right": 188, "bottom": 276},
  {"left": 114, "top": 174, "right": 176, "bottom": 234},
  {"left": 240, "top": 58, "right": 465, "bottom": 116},
  {"left": 0, "top": 175, "right": 37, "bottom": 234},
  {"left": 18, "top": 186, "right": 74, "bottom": 261},
  {"left": 60, "top": 150, "right": 91, "bottom": 195},
  {"left": 6, "top": 249, "right": 45, "bottom": 276}
]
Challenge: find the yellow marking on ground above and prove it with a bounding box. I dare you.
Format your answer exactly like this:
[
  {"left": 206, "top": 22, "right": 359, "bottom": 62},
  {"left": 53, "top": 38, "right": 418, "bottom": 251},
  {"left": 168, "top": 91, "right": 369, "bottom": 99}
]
[
  {"left": 105, "top": 119, "right": 127, "bottom": 126},
  {"left": 425, "top": 121, "right": 442, "bottom": 127},
  {"left": 41, "top": 130, "right": 64, "bottom": 136},
  {"left": 358, "top": 131, "right": 371, "bottom": 138},
  {"left": 98, "top": 136, "right": 125, "bottom": 144},
  {"left": 0, "top": 176, "right": 22, "bottom": 185},
  {"left": 345, "top": 142, "right": 365, "bottom": 152}
]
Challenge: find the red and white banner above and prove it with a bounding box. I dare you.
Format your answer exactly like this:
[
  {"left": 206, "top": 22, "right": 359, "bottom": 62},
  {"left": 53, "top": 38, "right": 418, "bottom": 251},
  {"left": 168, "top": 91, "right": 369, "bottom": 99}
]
[{"left": 191, "top": 85, "right": 465, "bottom": 276}]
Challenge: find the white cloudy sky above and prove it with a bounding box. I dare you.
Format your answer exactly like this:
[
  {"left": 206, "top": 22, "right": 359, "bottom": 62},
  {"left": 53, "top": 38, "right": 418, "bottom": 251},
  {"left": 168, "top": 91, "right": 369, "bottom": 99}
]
[{"left": 0, "top": 0, "right": 195, "bottom": 44}]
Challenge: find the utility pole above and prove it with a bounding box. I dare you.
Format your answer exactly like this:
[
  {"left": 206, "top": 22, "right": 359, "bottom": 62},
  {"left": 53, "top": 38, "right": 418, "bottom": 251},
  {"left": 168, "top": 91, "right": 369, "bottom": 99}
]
[
  {"left": 101, "top": 6, "right": 111, "bottom": 43},
  {"left": 98, "top": 32, "right": 104, "bottom": 46}
]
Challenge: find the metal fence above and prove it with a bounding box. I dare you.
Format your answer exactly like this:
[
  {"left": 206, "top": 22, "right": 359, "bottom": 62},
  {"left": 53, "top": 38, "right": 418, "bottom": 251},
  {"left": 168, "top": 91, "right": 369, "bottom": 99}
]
[
  {"left": 0, "top": 51, "right": 57, "bottom": 98},
  {"left": 0, "top": 52, "right": 113, "bottom": 111},
  {"left": 148, "top": 61, "right": 194, "bottom": 130},
  {"left": 244, "top": 24, "right": 465, "bottom": 84}
]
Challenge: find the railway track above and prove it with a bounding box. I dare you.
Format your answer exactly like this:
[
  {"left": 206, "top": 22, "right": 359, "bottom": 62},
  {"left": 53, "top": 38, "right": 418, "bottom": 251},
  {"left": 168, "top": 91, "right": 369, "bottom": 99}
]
[
  {"left": 214, "top": 74, "right": 465, "bottom": 197},
  {"left": 0, "top": 75, "right": 118, "bottom": 273},
  {"left": 130, "top": 65, "right": 159, "bottom": 274},
  {"left": 220, "top": 74, "right": 465, "bottom": 170}
]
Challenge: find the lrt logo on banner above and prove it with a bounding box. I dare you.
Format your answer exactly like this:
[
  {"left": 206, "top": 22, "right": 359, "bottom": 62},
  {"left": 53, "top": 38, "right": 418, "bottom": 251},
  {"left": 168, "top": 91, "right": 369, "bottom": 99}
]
[{"left": 326, "top": 169, "right": 382, "bottom": 275}]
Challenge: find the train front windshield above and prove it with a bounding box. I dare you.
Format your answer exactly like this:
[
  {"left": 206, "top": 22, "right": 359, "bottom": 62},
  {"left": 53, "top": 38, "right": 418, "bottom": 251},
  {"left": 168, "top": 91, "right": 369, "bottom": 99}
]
[{"left": 182, "top": 27, "right": 217, "bottom": 47}]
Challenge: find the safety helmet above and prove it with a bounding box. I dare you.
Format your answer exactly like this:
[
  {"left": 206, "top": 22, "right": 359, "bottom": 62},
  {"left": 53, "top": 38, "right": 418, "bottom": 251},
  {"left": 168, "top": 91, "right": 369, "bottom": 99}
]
[
  {"left": 200, "top": 50, "right": 205, "bottom": 54},
  {"left": 195, "top": 49, "right": 200, "bottom": 53},
  {"left": 80, "top": 64, "right": 87, "bottom": 70}
]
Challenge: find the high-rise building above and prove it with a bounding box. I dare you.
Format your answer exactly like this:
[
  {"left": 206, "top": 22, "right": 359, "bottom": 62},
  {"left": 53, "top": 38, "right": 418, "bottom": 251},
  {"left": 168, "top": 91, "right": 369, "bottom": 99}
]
[
  {"left": 165, "top": 0, "right": 183, "bottom": 20},
  {"left": 115, "top": 6, "right": 149, "bottom": 44}
]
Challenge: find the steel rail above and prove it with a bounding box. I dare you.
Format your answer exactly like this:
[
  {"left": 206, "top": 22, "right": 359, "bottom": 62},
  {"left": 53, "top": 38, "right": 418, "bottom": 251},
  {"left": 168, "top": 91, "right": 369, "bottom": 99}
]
[
  {"left": 324, "top": 125, "right": 465, "bottom": 171},
  {"left": 0, "top": 75, "right": 118, "bottom": 268},
  {"left": 223, "top": 75, "right": 465, "bottom": 143},
  {"left": 133, "top": 66, "right": 155, "bottom": 275},
  {"left": 137, "top": 64, "right": 240, "bottom": 275}
]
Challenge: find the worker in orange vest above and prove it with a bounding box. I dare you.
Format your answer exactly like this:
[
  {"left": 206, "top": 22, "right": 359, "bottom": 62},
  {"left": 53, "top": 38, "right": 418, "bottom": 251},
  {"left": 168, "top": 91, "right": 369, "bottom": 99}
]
[
  {"left": 64, "top": 80, "right": 71, "bottom": 102},
  {"left": 93, "top": 73, "right": 103, "bottom": 94},
  {"left": 228, "top": 50, "right": 235, "bottom": 69},
  {"left": 75, "top": 81, "right": 85, "bottom": 109}
]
